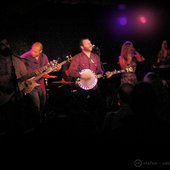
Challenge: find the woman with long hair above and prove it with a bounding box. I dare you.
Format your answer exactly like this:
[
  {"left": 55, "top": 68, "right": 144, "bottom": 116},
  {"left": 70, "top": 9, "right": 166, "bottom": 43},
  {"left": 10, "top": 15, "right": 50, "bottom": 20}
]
[{"left": 119, "top": 41, "right": 145, "bottom": 85}]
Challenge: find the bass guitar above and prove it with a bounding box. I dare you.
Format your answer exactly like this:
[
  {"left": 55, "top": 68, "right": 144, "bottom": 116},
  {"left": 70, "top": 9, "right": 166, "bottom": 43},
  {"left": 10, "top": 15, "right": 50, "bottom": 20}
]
[{"left": 21, "top": 55, "right": 72, "bottom": 94}]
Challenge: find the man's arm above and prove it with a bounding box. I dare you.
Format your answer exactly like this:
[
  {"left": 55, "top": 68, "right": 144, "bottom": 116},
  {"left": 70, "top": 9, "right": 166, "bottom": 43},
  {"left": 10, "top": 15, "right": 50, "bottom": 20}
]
[{"left": 67, "top": 56, "right": 80, "bottom": 78}]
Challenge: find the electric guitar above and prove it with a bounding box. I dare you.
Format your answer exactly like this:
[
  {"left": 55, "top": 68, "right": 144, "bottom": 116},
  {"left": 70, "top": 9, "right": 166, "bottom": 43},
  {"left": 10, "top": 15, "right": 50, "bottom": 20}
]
[
  {"left": 17, "top": 59, "right": 61, "bottom": 83},
  {"left": 76, "top": 66, "right": 134, "bottom": 90},
  {"left": 21, "top": 55, "right": 72, "bottom": 94},
  {"left": 17, "top": 59, "right": 58, "bottom": 91}
]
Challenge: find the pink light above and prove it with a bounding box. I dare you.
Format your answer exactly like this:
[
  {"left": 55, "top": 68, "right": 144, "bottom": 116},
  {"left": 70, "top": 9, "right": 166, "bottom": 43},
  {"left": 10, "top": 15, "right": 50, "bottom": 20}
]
[{"left": 139, "top": 16, "right": 146, "bottom": 24}]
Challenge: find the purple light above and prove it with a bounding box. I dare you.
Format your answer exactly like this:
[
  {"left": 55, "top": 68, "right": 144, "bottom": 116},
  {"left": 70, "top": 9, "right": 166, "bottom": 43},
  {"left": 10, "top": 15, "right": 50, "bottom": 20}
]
[{"left": 119, "top": 17, "right": 127, "bottom": 26}]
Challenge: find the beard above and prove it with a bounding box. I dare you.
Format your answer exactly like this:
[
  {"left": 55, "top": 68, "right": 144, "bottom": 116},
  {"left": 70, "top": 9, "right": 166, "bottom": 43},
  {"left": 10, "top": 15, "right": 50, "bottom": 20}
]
[{"left": 84, "top": 46, "right": 92, "bottom": 52}]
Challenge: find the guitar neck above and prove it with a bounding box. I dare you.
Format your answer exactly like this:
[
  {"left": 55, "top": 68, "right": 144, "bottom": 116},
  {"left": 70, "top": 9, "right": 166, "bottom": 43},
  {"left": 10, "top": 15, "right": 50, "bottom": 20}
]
[
  {"left": 33, "top": 59, "right": 69, "bottom": 81},
  {"left": 37, "top": 65, "right": 49, "bottom": 74},
  {"left": 33, "top": 67, "right": 56, "bottom": 81},
  {"left": 22, "top": 57, "right": 71, "bottom": 82},
  {"left": 111, "top": 69, "right": 125, "bottom": 75},
  {"left": 97, "top": 70, "right": 124, "bottom": 79},
  {"left": 17, "top": 72, "right": 36, "bottom": 83},
  {"left": 96, "top": 67, "right": 133, "bottom": 79},
  {"left": 110, "top": 67, "right": 133, "bottom": 76},
  {"left": 58, "top": 55, "right": 72, "bottom": 66},
  {"left": 96, "top": 74, "right": 103, "bottom": 78},
  {"left": 59, "top": 60, "right": 67, "bottom": 66},
  {"left": 17, "top": 63, "right": 51, "bottom": 83}
]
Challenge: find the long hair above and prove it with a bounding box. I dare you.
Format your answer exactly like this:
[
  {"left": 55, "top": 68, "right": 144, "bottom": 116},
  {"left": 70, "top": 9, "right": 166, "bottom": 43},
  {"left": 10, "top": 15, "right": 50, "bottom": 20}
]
[
  {"left": 120, "top": 41, "right": 134, "bottom": 61},
  {"left": 161, "top": 40, "right": 167, "bottom": 50}
]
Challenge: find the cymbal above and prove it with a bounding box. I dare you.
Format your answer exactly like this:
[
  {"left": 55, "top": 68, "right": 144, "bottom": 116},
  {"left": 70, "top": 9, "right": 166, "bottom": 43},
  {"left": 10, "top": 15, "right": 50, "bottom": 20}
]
[
  {"left": 52, "top": 80, "right": 74, "bottom": 84},
  {"left": 43, "top": 74, "right": 57, "bottom": 79}
]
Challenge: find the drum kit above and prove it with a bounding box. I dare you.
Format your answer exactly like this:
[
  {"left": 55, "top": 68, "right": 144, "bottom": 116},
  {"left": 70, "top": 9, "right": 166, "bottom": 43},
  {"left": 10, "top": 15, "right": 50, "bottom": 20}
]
[
  {"left": 52, "top": 78, "right": 74, "bottom": 85},
  {"left": 51, "top": 78, "right": 74, "bottom": 90},
  {"left": 43, "top": 74, "right": 58, "bottom": 79},
  {"left": 44, "top": 74, "right": 74, "bottom": 87},
  {"left": 46, "top": 76, "right": 77, "bottom": 114}
]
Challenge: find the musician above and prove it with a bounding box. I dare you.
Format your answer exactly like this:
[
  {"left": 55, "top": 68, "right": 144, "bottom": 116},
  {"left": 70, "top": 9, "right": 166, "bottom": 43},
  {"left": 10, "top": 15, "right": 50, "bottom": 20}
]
[
  {"left": 0, "top": 37, "right": 27, "bottom": 135},
  {"left": 156, "top": 40, "right": 170, "bottom": 67},
  {"left": 67, "top": 38, "right": 106, "bottom": 134},
  {"left": 20, "top": 42, "right": 61, "bottom": 126},
  {"left": 118, "top": 41, "right": 145, "bottom": 85},
  {"left": 67, "top": 38, "right": 104, "bottom": 81}
]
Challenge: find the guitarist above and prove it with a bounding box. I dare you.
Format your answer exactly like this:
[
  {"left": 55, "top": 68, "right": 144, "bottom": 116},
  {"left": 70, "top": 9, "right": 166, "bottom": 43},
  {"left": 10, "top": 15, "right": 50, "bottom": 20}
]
[{"left": 20, "top": 42, "right": 61, "bottom": 127}]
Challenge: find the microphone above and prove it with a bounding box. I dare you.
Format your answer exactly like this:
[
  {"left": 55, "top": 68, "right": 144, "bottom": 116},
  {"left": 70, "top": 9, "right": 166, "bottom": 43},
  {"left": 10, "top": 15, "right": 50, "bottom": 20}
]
[
  {"left": 132, "top": 49, "right": 141, "bottom": 56},
  {"left": 132, "top": 51, "right": 137, "bottom": 55},
  {"left": 92, "top": 44, "right": 99, "bottom": 50},
  {"left": 92, "top": 44, "right": 96, "bottom": 49}
]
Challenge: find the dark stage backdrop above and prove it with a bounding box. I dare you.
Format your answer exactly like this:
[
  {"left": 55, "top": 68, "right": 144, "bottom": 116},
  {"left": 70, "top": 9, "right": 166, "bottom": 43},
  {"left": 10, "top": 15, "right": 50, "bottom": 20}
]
[{"left": 1, "top": 1, "right": 170, "bottom": 79}]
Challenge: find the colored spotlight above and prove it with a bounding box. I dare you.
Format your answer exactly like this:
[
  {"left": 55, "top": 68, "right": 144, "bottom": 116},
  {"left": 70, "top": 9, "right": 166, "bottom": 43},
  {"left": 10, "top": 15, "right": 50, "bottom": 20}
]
[
  {"left": 139, "top": 16, "right": 146, "bottom": 24},
  {"left": 119, "top": 17, "right": 127, "bottom": 26}
]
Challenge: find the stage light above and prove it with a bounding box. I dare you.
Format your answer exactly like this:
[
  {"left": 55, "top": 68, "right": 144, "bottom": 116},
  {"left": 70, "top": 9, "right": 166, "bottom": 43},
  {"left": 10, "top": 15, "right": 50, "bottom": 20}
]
[
  {"left": 119, "top": 17, "right": 127, "bottom": 26},
  {"left": 139, "top": 16, "right": 147, "bottom": 24}
]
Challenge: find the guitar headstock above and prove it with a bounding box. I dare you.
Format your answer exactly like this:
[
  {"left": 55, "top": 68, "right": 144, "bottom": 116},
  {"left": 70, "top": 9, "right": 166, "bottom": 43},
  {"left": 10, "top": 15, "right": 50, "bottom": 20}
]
[
  {"left": 66, "top": 55, "right": 72, "bottom": 63},
  {"left": 48, "top": 60, "right": 58, "bottom": 68},
  {"left": 125, "top": 66, "right": 134, "bottom": 73}
]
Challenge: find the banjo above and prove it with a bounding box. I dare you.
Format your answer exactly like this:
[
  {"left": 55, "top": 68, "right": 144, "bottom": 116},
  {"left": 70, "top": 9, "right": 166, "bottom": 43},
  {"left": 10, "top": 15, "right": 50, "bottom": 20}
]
[{"left": 76, "top": 67, "right": 134, "bottom": 90}]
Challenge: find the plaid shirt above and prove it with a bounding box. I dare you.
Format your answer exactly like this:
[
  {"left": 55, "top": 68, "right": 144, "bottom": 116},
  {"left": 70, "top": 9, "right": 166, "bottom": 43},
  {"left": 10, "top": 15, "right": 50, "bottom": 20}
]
[{"left": 67, "top": 52, "right": 104, "bottom": 78}]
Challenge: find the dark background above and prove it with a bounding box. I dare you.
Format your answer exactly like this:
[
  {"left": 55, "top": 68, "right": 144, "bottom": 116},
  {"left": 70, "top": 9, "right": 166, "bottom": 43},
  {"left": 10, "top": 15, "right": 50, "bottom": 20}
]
[
  {"left": 1, "top": 0, "right": 170, "bottom": 74},
  {"left": 1, "top": 1, "right": 170, "bottom": 165}
]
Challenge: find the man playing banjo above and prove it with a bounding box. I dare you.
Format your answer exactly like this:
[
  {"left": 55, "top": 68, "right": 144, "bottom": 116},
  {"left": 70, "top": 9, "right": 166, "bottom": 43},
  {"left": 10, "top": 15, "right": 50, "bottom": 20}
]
[
  {"left": 66, "top": 38, "right": 107, "bottom": 135},
  {"left": 67, "top": 38, "right": 104, "bottom": 89}
]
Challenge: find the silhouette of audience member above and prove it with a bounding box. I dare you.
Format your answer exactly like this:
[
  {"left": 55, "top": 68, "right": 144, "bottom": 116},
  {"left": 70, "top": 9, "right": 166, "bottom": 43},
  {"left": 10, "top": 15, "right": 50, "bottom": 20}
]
[
  {"left": 143, "top": 72, "right": 170, "bottom": 124},
  {"left": 103, "top": 83, "right": 134, "bottom": 139},
  {"left": 130, "top": 82, "right": 158, "bottom": 141},
  {"left": 156, "top": 40, "right": 170, "bottom": 67},
  {"left": 0, "top": 37, "right": 27, "bottom": 135}
]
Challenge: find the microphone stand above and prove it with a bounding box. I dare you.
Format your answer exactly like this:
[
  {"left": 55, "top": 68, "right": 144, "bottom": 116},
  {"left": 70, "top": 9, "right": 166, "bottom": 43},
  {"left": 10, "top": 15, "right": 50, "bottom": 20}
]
[{"left": 97, "top": 48, "right": 105, "bottom": 72}]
